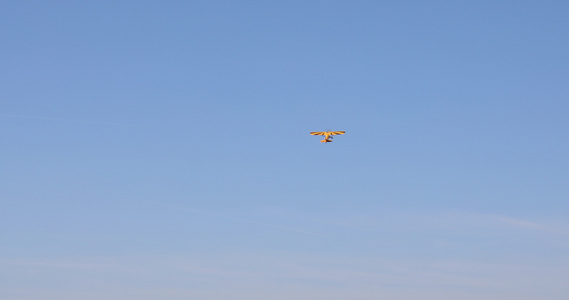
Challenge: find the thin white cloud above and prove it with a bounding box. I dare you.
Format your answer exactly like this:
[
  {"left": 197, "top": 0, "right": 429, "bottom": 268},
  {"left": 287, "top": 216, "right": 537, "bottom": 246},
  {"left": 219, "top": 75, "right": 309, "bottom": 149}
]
[
  {"left": 4, "top": 253, "right": 568, "bottom": 300},
  {"left": 487, "top": 214, "right": 569, "bottom": 236}
]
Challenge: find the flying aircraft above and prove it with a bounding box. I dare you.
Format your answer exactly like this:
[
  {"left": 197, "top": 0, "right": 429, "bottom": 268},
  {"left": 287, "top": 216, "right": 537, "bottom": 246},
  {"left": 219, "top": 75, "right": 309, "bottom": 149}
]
[{"left": 310, "top": 131, "right": 345, "bottom": 143}]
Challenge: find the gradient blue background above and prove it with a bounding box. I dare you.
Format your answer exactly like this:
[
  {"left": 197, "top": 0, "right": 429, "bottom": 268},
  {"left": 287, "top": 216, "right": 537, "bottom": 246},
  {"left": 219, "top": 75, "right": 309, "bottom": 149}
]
[{"left": 2, "top": 1, "right": 569, "bottom": 299}]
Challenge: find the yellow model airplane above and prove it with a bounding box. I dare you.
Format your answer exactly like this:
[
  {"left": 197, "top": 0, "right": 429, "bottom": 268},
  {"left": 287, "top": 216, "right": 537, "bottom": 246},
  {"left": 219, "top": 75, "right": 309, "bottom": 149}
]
[{"left": 310, "top": 131, "right": 345, "bottom": 143}]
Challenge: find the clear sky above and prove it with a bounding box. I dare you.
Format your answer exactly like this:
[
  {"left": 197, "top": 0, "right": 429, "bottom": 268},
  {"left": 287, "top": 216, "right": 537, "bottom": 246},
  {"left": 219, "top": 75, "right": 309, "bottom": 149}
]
[{"left": 1, "top": 1, "right": 569, "bottom": 299}]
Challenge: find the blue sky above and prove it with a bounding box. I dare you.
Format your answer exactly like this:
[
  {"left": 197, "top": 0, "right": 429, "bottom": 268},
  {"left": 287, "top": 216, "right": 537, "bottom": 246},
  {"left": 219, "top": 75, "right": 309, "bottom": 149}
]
[{"left": 1, "top": 1, "right": 569, "bottom": 299}]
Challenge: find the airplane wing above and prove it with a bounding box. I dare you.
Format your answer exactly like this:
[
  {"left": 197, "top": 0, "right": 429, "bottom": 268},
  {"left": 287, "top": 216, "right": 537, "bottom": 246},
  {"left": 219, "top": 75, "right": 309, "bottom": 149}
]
[
  {"left": 329, "top": 131, "right": 345, "bottom": 135},
  {"left": 310, "top": 132, "right": 326, "bottom": 135}
]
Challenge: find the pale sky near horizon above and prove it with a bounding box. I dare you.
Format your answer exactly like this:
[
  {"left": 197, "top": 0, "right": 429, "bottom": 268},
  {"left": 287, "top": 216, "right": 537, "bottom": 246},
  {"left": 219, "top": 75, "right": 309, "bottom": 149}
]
[{"left": 2, "top": 1, "right": 569, "bottom": 299}]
